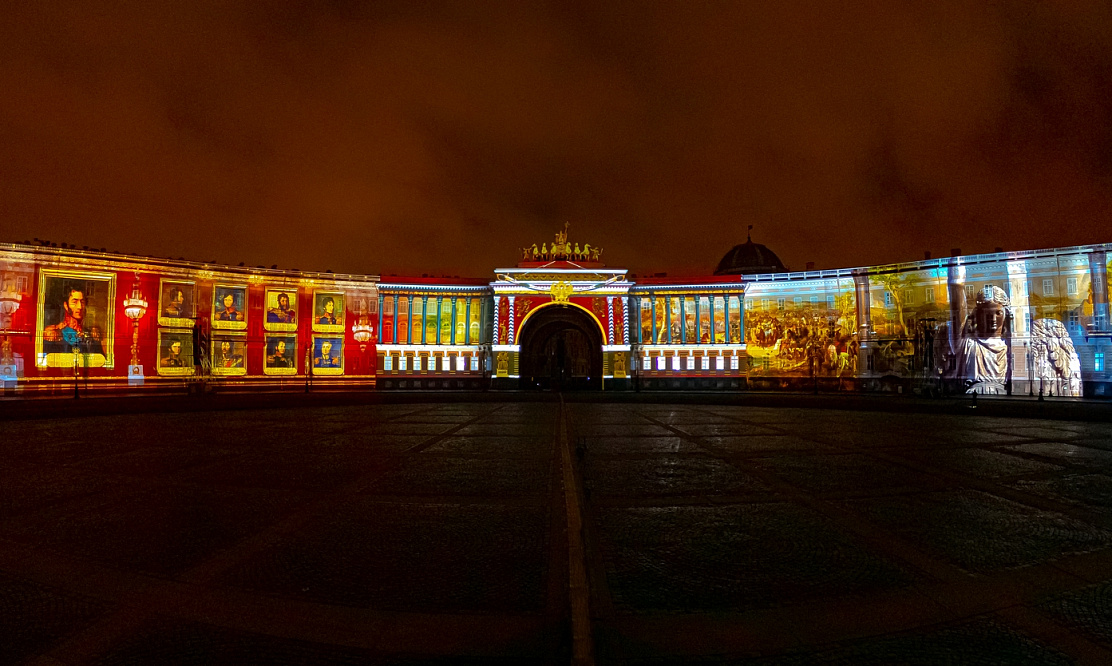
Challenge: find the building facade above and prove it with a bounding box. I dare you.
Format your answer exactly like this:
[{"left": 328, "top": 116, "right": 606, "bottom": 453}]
[{"left": 2, "top": 231, "right": 1109, "bottom": 397}]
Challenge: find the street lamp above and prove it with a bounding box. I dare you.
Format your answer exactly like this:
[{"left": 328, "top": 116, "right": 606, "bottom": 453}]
[{"left": 122, "top": 280, "right": 148, "bottom": 384}]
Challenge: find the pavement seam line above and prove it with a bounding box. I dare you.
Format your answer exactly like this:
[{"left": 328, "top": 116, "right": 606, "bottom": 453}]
[{"left": 559, "top": 395, "right": 594, "bottom": 666}]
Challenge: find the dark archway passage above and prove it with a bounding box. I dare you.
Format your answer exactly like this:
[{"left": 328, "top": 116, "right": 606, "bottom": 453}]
[{"left": 518, "top": 305, "right": 604, "bottom": 390}]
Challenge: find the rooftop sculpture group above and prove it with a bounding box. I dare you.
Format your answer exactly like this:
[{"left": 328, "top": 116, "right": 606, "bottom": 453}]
[{"left": 521, "top": 223, "right": 602, "bottom": 264}]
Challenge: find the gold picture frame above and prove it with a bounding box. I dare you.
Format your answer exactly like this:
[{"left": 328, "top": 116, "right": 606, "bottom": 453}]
[
  {"left": 211, "top": 333, "right": 247, "bottom": 376},
  {"left": 311, "top": 334, "right": 343, "bottom": 376},
  {"left": 312, "top": 290, "right": 344, "bottom": 333},
  {"left": 157, "top": 278, "right": 196, "bottom": 328},
  {"left": 264, "top": 334, "right": 298, "bottom": 376},
  {"left": 156, "top": 328, "right": 195, "bottom": 376},
  {"left": 35, "top": 268, "right": 116, "bottom": 369},
  {"left": 263, "top": 288, "right": 298, "bottom": 332},
  {"left": 212, "top": 284, "right": 247, "bottom": 331}
]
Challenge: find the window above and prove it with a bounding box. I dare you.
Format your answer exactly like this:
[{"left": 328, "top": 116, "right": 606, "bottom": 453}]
[
  {"left": 456, "top": 355, "right": 465, "bottom": 371},
  {"left": 399, "top": 355, "right": 408, "bottom": 371},
  {"left": 761, "top": 299, "right": 769, "bottom": 311},
  {"left": 657, "top": 355, "right": 666, "bottom": 370},
  {"left": 776, "top": 298, "right": 785, "bottom": 311},
  {"left": 643, "top": 355, "right": 652, "bottom": 370},
  {"left": 470, "top": 355, "right": 479, "bottom": 371},
  {"left": 1043, "top": 279, "right": 1054, "bottom": 296},
  {"left": 1067, "top": 277, "right": 1078, "bottom": 296},
  {"left": 809, "top": 296, "right": 818, "bottom": 308},
  {"left": 730, "top": 355, "right": 739, "bottom": 370},
  {"left": 686, "top": 355, "right": 695, "bottom": 370},
  {"left": 671, "top": 355, "right": 680, "bottom": 371},
  {"left": 903, "top": 290, "right": 913, "bottom": 305},
  {"left": 413, "top": 356, "right": 422, "bottom": 371},
  {"left": 383, "top": 355, "right": 393, "bottom": 371},
  {"left": 826, "top": 295, "right": 835, "bottom": 310},
  {"left": 924, "top": 287, "right": 934, "bottom": 303},
  {"left": 965, "top": 285, "right": 976, "bottom": 301},
  {"left": 794, "top": 297, "right": 803, "bottom": 309},
  {"left": 1096, "top": 352, "right": 1105, "bottom": 372},
  {"left": 716, "top": 355, "right": 724, "bottom": 370},
  {"left": 1068, "top": 311, "right": 1080, "bottom": 330},
  {"left": 745, "top": 298, "right": 753, "bottom": 310},
  {"left": 701, "top": 355, "right": 709, "bottom": 370},
  {"left": 884, "top": 291, "right": 893, "bottom": 307}
]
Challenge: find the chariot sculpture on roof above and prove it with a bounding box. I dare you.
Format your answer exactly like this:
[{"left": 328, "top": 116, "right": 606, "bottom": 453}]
[{"left": 520, "top": 222, "right": 603, "bottom": 264}]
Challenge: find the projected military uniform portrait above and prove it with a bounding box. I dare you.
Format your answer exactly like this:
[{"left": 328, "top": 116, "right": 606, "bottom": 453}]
[
  {"left": 312, "top": 336, "right": 343, "bottom": 375},
  {"left": 156, "top": 329, "right": 194, "bottom": 376},
  {"left": 211, "top": 335, "right": 247, "bottom": 376},
  {"left": 313, "top": 291, "right": 344, "bottom": 333},
  {"left": 158, "top": 280, "right": 196, "bottom": 327},
  {"left": 212, "top": 285, "right": 247, "bottom": 330},
  {"left": 264, "top": 335, "right": 298, "bottom": 375},
  {"left": 264, "top": 289, "right": 297, "bottom": 331},
  {"left": 36, "top": 269, "right": 115, "bottom": 368}
]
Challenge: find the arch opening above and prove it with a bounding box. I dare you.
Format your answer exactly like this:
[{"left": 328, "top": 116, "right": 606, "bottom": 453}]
[{"left": 518, "top": 304, "right": 604, "bottom": 390}]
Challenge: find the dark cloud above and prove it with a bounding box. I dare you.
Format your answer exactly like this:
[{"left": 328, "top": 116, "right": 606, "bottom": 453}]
[{"left": 2, "top": 1, "right": 1111, "bottom": 277}]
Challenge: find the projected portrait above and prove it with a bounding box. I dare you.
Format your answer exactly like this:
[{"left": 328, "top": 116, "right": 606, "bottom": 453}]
[
  {"left": 212, "top": 335, "right": 247, "bottom": 375},
  {"left": 264, "top": 289, "right": 297, "bottom": 331},
  {"left": 36, "top": 269, "right": 115, "bottom": 368},
  {"left": 312, "top": 336, "right": 343, "bottom": 375},
  {"left": 264, "top": 335, "right": 298, "bottom": 375},
  {"left": 157, "top": 329, "right": 194, "bottom": 376},
  {"left": 313, "top": 291, "right": 344, "bottom": 333},
  {"left": 158, "top": 280, "right": 195, "bottom": 327},
  {"left": 212, "top": 285, "right": 247, "bottom": 330}
]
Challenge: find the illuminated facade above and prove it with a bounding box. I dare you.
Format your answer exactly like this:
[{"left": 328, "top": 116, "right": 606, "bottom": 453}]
[{"left": 1, "top": 233, "right": 1109, "bottom": 397}]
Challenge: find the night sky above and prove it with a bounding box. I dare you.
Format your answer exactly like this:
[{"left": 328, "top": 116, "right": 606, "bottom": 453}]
[{"left": 3, "top": 2, "right": 1111, "bottom": 277}]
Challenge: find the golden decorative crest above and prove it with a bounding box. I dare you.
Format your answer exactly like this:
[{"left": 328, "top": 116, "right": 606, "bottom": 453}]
[{"left": 550, "top": 281, "right": 574, "bottom": 302}]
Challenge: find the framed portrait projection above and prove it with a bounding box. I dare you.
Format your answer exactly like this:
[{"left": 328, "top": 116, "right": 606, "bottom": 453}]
[
  {"left": 212, "top": 285, "right": 247, "bottom": 330},
  {"left": 312, "top": 291, "right": 344, "bottom": 333},
  {"left": 156, "top": 329, "right": 194, "bottom": 376},
  {"left": 264, "top": 288, "right": 297, "bottom": 332},
  {"left": 36, "top": 269, "right": 115, "bottom": 368},
  {"left": 158, "top": 279, "right": 196, "bottom": 328},
  {"left": 211, "top": 334, "right": 247, "bottom": 376},
  {"left": 311, "top": 335, "right": 343, "bottom": 376},
  {"left": 264, "top": 335, "right": 298, "bottom": 375}
]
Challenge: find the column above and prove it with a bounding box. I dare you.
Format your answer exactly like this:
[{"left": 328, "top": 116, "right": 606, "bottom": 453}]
[
  {"left": 738, "top": 292, "right": 745, "bottom": 345},
  {"left": 492, "top": 297, "right": 500, "bottom": 344},
  {"left": 666, "top": 297, "right": 672, "bottom": 344},
  {"left": 708, "top": 295, "right": 715, "bottom": 344},
  {"left": 421, "top": 296, "right": 429, "bottom": 344},
  {"left": 436, "top": 296, "right": 443, "bottom": 345},
  {"left": 607, "top": 297, "right": 615, "bottom": 344},
  {"left": 464, "top": 298, "right": 472, "bottom": 344},
  {"left": 378, "top": 296, "right": 385, "bottom": 343},
  {"left": 1092, "top": 250, "right": 1109, "bottom": 331},
  {"left": 507, "top": 296, "right": 516, "bottom": 344},
  {"left": 392, "top": 296, "right": 398, "bottom": 343},
  {"left": 723, "top": 295, "right": 730, "bottom": 343},
  {"left": 853, "top": 273, "right": 871, "bottom": 342},
  {"left": 679, "top": 296, "right": 686, "bottom": 344},
  {"left": 694, "top": 295, "right": 700, "bottom": 343}
]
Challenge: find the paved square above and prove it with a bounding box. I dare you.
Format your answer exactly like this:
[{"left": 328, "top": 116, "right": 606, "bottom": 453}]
[{"left": 2, "top": 396, "right": 1112, "bottom": 664}]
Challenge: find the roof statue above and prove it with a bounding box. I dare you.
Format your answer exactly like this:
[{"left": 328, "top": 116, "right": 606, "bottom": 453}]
[{"left": 519, "top": 223, "right": 603, "bottom": 266}]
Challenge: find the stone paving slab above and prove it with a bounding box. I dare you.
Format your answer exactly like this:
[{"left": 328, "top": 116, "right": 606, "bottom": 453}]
[{"left": 3, "top": 398, "right": 1112, "bottom": 664}]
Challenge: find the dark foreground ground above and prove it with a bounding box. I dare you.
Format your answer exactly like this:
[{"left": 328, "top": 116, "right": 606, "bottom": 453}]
[{"left": 2, "top": 395, "right": 1112, "bottom": 664}]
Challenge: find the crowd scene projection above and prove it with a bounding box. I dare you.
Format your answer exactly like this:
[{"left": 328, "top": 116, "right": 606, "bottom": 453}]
[
  {"left": 520, "top": 223, "right": 603, "bottom": 263},
  {"left": 37, "top": 270, "right": 114, "bottom": 368},
  {"left": 744, "top": 287, "right": 859, "bottom": 378}
]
